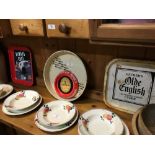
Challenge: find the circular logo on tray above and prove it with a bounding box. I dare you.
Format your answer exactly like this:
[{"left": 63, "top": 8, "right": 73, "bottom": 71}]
[{"left": 54, "top": 71, "right": 79, "bottom": 99}]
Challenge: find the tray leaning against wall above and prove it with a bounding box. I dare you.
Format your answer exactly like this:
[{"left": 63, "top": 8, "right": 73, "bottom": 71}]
[{"left": 104, "top": 59, "right": 155, "bottom": 114}]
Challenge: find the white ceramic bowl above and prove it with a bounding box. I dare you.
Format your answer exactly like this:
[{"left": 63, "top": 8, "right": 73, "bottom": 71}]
[{"left": 78, "top": 109, "right": 124, "bottom": 135}]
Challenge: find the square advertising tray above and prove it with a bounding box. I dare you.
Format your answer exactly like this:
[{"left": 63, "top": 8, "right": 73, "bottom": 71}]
[{"left": 104, "top": 59, "right": 155, "bottom": 114}]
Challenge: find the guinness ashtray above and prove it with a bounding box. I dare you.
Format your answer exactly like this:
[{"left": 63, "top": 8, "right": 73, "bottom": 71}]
[{"left": 54, "top": 71, "right": 79, "bottom": 99}]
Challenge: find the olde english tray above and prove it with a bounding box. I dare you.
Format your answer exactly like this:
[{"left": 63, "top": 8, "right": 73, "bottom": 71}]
[{"left": 104, "top": 59, "right": 155, "bottom": 114}]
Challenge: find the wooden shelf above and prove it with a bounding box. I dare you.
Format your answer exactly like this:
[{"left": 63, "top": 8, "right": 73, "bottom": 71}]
[
  {"left": 0, "top": 85, "right": 133, "bottom": 135},
  {"left": 99, "top": 23, "right": 155, "bottom": 30}
]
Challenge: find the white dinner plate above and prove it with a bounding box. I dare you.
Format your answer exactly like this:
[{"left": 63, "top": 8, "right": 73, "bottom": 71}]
[
  {"left": 35, "top": 109, "right": 79, "bottom": 132},
  {"left": 78, "top": 120, "right": 130, "bottom": 135},
  {"left": 43, "top": 50, "right": 87, "bottom": 101},
  {"left": 4, "top": 90, "right": 40, "bottom": 112},
  {"left": 0, "top": 84, "right": 13, "bottom": 100},
  {"left": 37, "top": 100, "right": 76, "bottom": 127},
  {"left": 78, "top": 109, "right": 124, "bottom": 135},
  {"left": 2, "top": 95, "right": 42, "bottom": 115}
]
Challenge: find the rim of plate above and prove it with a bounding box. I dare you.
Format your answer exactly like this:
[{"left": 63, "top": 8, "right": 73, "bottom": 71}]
[
  {"left": 78, "top": 109, "right": 124, "bottom": 135},
  {"left": 37, "top": 100, "right": 76, "bottom": 127},
  {"left": 35, "top": 109, "right": 79, "bottom": 132},
  {"left": 43, "top": 50, "right": 87, "bottom": 102},
  {"left": 0, "top": 84, "right": 13, "bottom": 99},
  {"left": 122, "top": 121, "right": 130, "bottom": 135},
  {"left": 2, "top": 95, "right": 42, "bottom": 116},
  {"left": 3, "top": 90, "right": 40, "bottom": 111}
]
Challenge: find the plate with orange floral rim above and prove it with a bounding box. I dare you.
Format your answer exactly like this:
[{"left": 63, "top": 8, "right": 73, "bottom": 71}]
[
  {"left": 2, "top": 95, "right": 42, "bottom": 115},
  {"left": 3, "top": 90, "right": 40, "bottom": 112},
  {"left": 43, "top": 50, "right": 87, "bottom": 101},
  {"left": 0, "top": 84, "right": 13, "bottom": 100},
  {"left": 35, "top": 108, "right": 79, "bottom": 132},
  {"left": 78, "top": 120, "right": 130, "bottom": 135},
  {"left": 78, "top": 109, "right": 124, "bottom": 135},
  {"left": 36, "top": 100, "right": 76, "bottom": 128}
]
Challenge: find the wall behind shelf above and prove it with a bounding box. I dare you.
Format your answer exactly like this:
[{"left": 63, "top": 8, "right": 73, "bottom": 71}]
[{"left": 1, "top": 36, "right": 155, "bottom": 100}]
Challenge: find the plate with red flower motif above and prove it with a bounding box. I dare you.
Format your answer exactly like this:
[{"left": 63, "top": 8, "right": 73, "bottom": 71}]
[
  {"left": 78, "top": 109, "right": 124, "bottom": 135},
  {"left": 3, "top": 90, "right": 40, "bottom": 112},
  {"left": 35, "top": 107, "right": 79, "bottom": 132},
  {"left": 2, "top": 95, "right": 42, "bottom": 115},
  {"left": 78, "top": 119, "right": 130, "bottom": 135},
  {"left": 37, "top": 100, "right": 76, "bottom": 128}
]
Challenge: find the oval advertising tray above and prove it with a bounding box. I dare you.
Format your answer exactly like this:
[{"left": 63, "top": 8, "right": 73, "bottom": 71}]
[{"left": 104, "top": 59, "right": 155, "bottom": 114}]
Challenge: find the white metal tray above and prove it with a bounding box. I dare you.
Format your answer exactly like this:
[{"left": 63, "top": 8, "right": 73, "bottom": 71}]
[{"left": 104, "top": 59, "right": 155, "bottom": 114}]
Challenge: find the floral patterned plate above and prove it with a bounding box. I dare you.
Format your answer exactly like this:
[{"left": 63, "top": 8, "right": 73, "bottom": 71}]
[
  {"left": 0, "top": 84, "right": 13, "bottom": 100},
  {"left": 35, "top": 108, "right": 78, "bottom": 132},
  {"left": 78, "top": 120, "right": 130, "bottom": 135},
  {"left": 2, "top": 95, "right": 42, "bottom": 115},
  {"left": 37, "top": 100, "right": 76, "bottom": 128},
  {"left": 3, "top": 90, "right": 40, "bottom": 112},
  {"left": 78, "top": 109, "right": 124, "bottom": 135}
]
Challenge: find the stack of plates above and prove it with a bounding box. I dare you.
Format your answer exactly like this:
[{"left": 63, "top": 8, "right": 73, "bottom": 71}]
[
  {"left": 78, "top": 109, "right": 130, "bottom": 135},
  {"left": 0, "top": 84, "right": 13, "bottom": 100},
  {"left": 35, "top": 100, "right": 78, "bottom": 132},
  {"left": 2, "top": 90, "right": 42, "bottom": 115}
]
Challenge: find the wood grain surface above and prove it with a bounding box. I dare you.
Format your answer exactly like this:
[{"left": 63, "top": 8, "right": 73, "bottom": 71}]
[
  {"left": 10, "top": 19, "right": 44, "bottom": 36},
  {"left": 46, "top": 19, "right": 89, "bottom": 38}
]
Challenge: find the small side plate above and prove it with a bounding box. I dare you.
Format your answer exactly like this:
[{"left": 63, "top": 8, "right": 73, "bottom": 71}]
[{"left": 0, "top": 84, "right": 13, "bottom": 100}]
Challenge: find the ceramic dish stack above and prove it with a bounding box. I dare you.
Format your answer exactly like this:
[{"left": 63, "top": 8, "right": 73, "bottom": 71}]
[
  {"left": 0, "top": 84, "right": 13, "bottom": 100},
  {"left": 78, "top": 109, "right": 130, "bottom": 135},
  {"left": 2, "top": 90, "right": 42, "bottom": 115},
  {"left": 35, "top": 100, "right": 78, "bottom": 132}
]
